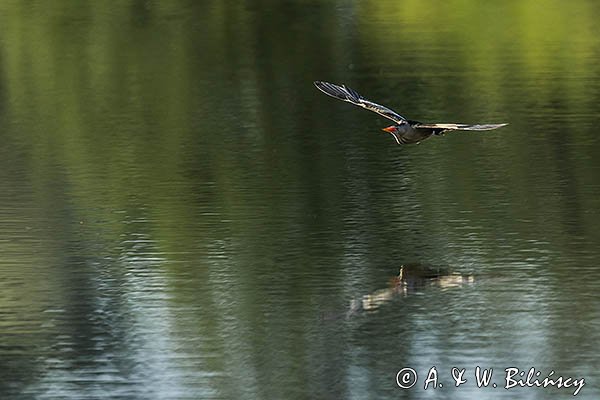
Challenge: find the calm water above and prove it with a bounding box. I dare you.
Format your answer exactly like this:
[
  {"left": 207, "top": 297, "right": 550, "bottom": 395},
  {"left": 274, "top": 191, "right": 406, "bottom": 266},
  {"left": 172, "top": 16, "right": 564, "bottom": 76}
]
[{"left": 1, "top": 1, "right": 600, "bottom": 399}]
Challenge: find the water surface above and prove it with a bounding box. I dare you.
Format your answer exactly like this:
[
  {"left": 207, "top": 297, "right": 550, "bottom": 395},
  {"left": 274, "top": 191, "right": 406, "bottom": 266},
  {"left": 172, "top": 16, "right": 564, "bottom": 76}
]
[{"left": 1, "top": 1, "right": 600, "bottom": 399}]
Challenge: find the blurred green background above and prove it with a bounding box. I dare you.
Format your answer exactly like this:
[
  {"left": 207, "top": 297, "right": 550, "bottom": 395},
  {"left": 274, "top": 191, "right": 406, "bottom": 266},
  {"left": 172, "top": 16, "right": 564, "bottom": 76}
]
[{"left": 1, "top": 1, "right": 599, "bottom": 399}]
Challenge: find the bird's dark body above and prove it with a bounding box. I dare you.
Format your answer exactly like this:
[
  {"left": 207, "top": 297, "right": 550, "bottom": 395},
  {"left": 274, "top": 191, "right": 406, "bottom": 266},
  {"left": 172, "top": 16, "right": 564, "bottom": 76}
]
[
  {"left": 313, "top": 81, "right": 507, "bottom": 145},
  {"left": 387, "top": 122, "right": 435, "bottom": 145}
]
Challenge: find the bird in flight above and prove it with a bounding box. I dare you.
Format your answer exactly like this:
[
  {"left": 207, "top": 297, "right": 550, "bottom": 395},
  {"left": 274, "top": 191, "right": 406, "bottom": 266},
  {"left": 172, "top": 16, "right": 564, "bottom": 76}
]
[{"left": 314, "top": 81, "right": 507, "bottom": 145}]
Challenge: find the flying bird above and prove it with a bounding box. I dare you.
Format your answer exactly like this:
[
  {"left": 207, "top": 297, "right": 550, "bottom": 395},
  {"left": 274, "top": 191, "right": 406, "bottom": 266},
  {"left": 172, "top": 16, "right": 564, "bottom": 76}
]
[{"left": 314, "top": 81, "right": 507, "bottom": 145}]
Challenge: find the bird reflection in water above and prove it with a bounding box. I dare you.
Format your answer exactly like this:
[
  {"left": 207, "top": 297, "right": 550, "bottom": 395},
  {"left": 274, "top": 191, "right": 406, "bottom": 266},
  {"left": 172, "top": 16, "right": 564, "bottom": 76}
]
[{"left": 348, "top": 264, "right": 475, "bottom": 316}]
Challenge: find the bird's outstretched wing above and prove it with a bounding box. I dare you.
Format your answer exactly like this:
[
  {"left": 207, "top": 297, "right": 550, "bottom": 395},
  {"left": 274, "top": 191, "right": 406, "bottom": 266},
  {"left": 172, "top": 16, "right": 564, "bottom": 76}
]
[
  {"left": 416, "top": 123, "right": 508, "bottom": 132},
  {"left": 314, "top": 81, "right": 407, "bottom": 124}
]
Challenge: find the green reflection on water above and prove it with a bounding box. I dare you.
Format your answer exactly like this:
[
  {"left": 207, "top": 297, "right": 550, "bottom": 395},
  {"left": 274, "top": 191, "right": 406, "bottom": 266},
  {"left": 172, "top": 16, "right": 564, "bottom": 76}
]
[{"left": 0, "top": 1, "right": 600, "bottom": 399}]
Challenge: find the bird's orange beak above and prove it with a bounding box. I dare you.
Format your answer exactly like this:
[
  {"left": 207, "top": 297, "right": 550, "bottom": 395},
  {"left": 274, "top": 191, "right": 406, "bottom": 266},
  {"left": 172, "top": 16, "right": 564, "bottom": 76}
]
[{"left": 382, "top": 126, "right": 396, "bottom": 133}]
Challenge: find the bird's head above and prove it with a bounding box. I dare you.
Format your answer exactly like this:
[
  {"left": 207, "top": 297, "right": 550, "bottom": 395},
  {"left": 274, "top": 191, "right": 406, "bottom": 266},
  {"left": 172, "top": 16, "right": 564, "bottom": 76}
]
[{"left": 382, "top": 125, "right": 399, "bottom": 134}]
